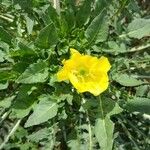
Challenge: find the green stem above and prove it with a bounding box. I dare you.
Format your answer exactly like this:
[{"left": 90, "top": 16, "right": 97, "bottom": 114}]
[
  {"left": 0, "top": 119, "right": 21, "bottom": 150},
  {"left": 86, "top": 111, "right": 93, "bottom": 150}
]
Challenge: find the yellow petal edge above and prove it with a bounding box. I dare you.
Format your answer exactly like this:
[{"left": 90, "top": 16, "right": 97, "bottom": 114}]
[{"left": 57, "top": 48, "right": 111, "bottom": 96}]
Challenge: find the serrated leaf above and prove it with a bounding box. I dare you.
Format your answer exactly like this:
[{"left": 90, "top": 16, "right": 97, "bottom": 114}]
[
  {"left": 113, "top": 73, "right": 144, "bottom": 87},
  {"left": 16, "top": 61, "right": 49, "bottom": 83},
  {"left": 85, "top": 10, "right": 108, "bottom": 44},
  {"left": 126, "top": 97, "right": 150, "bottom": 115},
  {"left": 35, "top": 23, "right": 58, "bottom": 49},
  {"left": 120, "top": 18, "right": 150, "bottom": 39},
  {"left": 95, "top": 116, "right": 114, "bottom": 150},
  {"left": 25, "top": 95, "right": 58, "bottom": 127}
]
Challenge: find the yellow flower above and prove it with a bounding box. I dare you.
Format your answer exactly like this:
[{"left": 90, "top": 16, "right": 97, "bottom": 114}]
[{"left": 57, "top": 48, "right": 111, "bottom": 96}]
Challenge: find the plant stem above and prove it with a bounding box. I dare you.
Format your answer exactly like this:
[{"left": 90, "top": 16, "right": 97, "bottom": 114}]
[
  {"left": 86, "top": 111, "right": 93, "bottom": 150},
  {"left": 0, "top": 119, "right": 21, "bottom": 150},
  {"left": 0, "top": 110, "right": 11, "bottom": 125}
]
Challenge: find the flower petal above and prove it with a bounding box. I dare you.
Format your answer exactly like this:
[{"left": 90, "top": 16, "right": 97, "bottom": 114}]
[
  {"left": 56, "top": 48, "right": 111, "bottom": 96},
  {"left": 69, "top": 72, "right": 109, "bottom": 96},
  {"left": 98, "top": 56, "right": 111, "bottom": 72},
  {"left": 57, "top": 68, "right": 69, "bottom": 81}
]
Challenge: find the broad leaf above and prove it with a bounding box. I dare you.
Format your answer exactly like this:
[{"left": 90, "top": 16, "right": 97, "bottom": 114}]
[
  {"left": 126, "top": 97, "right": 150, "bottom": 115},
  {"left": 120, "top": 18, "right": 150, "bottom": 39},
  {"left": 95, "top": 116, "right": 114, "bottom": 150},
  {"left": 16, "top": 61, "right": 49, "bottom": 83},
  {"left": 0, "top": 81, "right": 8, "bottom": 90},
  {"left": 0, "top": 96, "right": 15, "bottom": 108},
  {"left": 98, "top": 97, "right": 122, "bottom": 118},
  {"left": 35, "top": 23, "right": 58, "bottom": 49},
  {"left": 42, "top": 5, "right": 59, "bottom": 27},
  {"left": 94, "top": 97, "right": 122, "bottom": 150},
  {"left": 85, "top": 10, "right": 108, "bottom": 44},
  {"left": 76, "top": 0, "right": 91, "bottom": 27},
  {"left": 28, "top": 128, "right": 49, "bottom": 142},
  {"left": 93, "top": 0, "right": 111, "bottom": 16},
  {"left": 12, "top": 85, "right": 37, "bottom": 118},
  {"left": 25, "top": 95, "right": 58, "bottom": 127},
  {"left": 113, "top": 73, "right": 144, "bottom": 87}
]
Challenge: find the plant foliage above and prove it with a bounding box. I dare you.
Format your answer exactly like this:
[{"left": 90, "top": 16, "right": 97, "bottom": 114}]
[{"left": 0, "top": 0, "right": 149, "bottom": 150}]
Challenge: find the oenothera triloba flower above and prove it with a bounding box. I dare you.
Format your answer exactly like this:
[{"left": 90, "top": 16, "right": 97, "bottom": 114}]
[{"left": 57, "top": 48, "right": 111, "bottom": 96}]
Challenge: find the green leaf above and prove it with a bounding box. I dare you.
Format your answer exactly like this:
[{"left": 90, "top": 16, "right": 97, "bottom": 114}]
[
  {"left": 95, "top": 116, "right": 114, "bottom": 150},
  {"left": 0, "top": 96, "right": 15, "bottom": 108},
  {"left": 10, "top": 42, "right": 37, "bottom": 60},
  {"left": 113, "top": 73, "right": 144, "bottom": 87},
  {"left": 35, "top": 23, "right": 58, "bottom": 49},
  {"left": 76, "top": 0, "right": 91, "bottom": 27},
  {"left": 94, "top": 97, "right": 122, "bottom": 150},
  {"left": 98, "top": 97, "right": 122, "bottom": 118},
  {"left": 0, "top": 26, "right": 12, "bottom": 44},
  {"left": 0, "top": 71, "right": 15, "bottom": 81},
  {"left": 0, "top": 81, "right": 8, "bottom": 90},
  {"left": 16, "top": 61, "right": 49, "bottom": 83},
  {"left": 102, "top": 41, "right": 126, "bottom": 55},
  {"left": 0, "top": 50, "right": 6, "bottom": 62},
  {"left": 67, "top": 140, "right": 81, "bottom": 150},
  {"left": 85, "top": 10, "right": 108, "bottom": 44},
  {"left": 12, "top": 85, "right": 37, "bottom": 118},
  {"left": 42, "top": 5, "right": 59, "bottom": 27},
  {"left": 136, "top": 85, "right": 149, "bottom": 97},
  {"left": 24, "top": 15, "right": 34, "bottom": 35},
  {"left": 25, "top": 95, "right": 58, "bottom": 127},
  {"left": 61, "top": 8, "right": 75, "bottom": 32},
  {"left": 126, "top": 97, "right": 150, "bottom": 115},
  {"left": 93, "top": 0, "right": 111, "bottom": 16},
  {"left": 120, "top": 18, "right": 150, "bottom": 39},
  {"left": 28, "top": 128, "right": 49, "bottom": 142}
]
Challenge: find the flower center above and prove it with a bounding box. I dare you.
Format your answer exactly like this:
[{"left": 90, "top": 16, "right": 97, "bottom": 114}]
[{"left": 79, "top": 69, "right": 87, "bottom": 75}]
